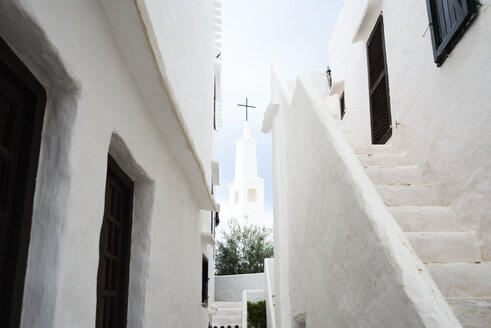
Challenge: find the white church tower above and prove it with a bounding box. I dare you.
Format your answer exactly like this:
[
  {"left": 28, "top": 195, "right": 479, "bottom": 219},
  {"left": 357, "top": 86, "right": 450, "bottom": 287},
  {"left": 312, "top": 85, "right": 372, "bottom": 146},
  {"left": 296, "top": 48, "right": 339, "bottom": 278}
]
[{"left": 228, "top": 121, "right": 265, "bottom": 226}]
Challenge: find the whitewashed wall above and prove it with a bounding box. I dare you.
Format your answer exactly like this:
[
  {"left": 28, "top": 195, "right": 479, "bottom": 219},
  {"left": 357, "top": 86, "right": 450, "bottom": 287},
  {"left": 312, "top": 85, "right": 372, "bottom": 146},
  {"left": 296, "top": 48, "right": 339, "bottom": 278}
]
[
  {"left": 328, "top": 0, "right": 491, "bottom": 260},
  {"left": 0, "top": 0, "right": 217, "bottom": 327},
  {"left": 142, "top": 0, "right": 216, "bottom": 185},
  {"left": 264, "top": 258, "right": 276, "bottom": 328},
  {"left": 215, "top": 273, "right": 265, "bottom": 302},
  {"left": 263, "top": 65, "right": 460, "bottom": 327}
]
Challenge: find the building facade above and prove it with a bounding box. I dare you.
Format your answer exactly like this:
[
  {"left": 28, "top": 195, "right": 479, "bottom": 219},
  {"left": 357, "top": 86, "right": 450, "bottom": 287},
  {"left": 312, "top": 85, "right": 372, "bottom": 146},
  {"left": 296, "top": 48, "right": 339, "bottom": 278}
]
[
  {"left": 0, "top": 0, "right": 221, "bottom": 327},
  {"left": 263, "top": 0, "right": 491, "bottom": 327}
]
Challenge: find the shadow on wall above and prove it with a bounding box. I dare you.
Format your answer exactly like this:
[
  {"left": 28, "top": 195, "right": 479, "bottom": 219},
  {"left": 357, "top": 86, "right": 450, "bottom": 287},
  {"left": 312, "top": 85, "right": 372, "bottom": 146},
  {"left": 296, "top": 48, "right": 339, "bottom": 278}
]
[
  {"left": 109, "top": 133, "right": 156, "bottom": 328},
  {"left": 0, "top": 1, "right": 80, "bottom": 327}
]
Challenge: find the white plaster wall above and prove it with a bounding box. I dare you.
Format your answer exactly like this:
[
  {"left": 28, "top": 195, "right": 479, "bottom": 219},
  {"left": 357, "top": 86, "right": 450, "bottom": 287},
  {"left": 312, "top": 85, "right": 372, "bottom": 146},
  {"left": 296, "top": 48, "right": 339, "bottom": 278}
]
[
  {"left": 245, "top": 289, "right": 265, "bottom": 303},
  {"left": 264, "top": 258, "right": 276, "bottom": 328},
  {"left": 269, "top": 65, "right": 294, "bottom": 328},
  {"left": 328, "top": 0, "right": 491, "bottom": 259},
  {"left": 141, "top": 0, "right": 216, "bottom": 186},
  {"left": 215, "top": 273, "right": 265, "bottom": 302},
  {"left": 0, "top": 0, "right": 217, "bottom": 327},
  {"left": 265, "top": 65, "right": 461, "bottom": 327}
]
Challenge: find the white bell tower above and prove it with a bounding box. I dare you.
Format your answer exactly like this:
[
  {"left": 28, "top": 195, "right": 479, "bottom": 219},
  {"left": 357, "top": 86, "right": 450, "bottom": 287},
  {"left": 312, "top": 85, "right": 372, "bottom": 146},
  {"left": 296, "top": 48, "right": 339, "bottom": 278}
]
[{"left": 227, "top": 122, "right": 265, "bottom": 226}]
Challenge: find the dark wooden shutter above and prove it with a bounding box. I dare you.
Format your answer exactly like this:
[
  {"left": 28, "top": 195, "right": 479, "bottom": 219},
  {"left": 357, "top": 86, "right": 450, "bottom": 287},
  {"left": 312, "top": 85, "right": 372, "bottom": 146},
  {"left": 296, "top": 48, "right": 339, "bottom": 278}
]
[
  {"left": 0, "top": 37, "right": 46, "bottom": 328},
  {"left": 367, "top": 16, "right": 392, "bottom": 145},
  {"left": 339, "top": 92, "right": 345, "bottom": 120},
  {"left": 202, "top": 255, "right": 209, "bottom": 306},
  {"left": 96, "top": 156, "right": 134, "bottom": 328},
  {"left": 426, "top": 0, "right": 477, "bottom": 66}
]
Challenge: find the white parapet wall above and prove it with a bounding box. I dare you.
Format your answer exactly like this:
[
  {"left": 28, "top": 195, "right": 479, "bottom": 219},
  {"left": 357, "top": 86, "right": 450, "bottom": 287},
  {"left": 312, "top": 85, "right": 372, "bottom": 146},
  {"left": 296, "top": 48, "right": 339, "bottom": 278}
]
[
  {"left": 263, "top": 64, "right": 461, "bottom": 327},
  {"left": 264, "top": 258, "right": 276, "bottom": 328},
  {"left": 215, "top": 273, "right": 265, "bottom": 302}
]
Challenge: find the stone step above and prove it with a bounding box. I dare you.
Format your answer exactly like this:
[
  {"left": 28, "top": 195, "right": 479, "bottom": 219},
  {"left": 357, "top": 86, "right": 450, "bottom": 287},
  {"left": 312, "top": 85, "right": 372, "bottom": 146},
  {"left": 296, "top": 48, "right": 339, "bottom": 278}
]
[
  {"left": 358, "top": 152, "right": 412, "bottom": 166},
  {"left": 405, "top": 232, "right": 481, "bottom": 263},
  {"left": 212, "top": 315, "right": 241, "bottom": 321},
  {"left": 214, "top": 302, "right": 242, "bottom": 308},
  {"left": 376, "top": 184, "right": 439, "bottom": 206},
  {"left": 448, "top": 299, "right": 491, "bottom": 328},
  {"left": 389, "top": 206, "right": 459, "bottom": 232},
  {"left": 353, "top": 144, "right": 398, "bottom": 155},
  {"left": 215, "top": 308, "right": 242, "bottom": 316},
  {"left": 365, "top": 166, "right": 420, "bottom": 184},
  {"left": 212, "top": 317, "right": 242, "bottom": 328},
  {"left": 428, "top": 262, "right": 491, "bottom": 299},
  {"left": 339, "top": 125, "right": 350, "bottom": 134}
]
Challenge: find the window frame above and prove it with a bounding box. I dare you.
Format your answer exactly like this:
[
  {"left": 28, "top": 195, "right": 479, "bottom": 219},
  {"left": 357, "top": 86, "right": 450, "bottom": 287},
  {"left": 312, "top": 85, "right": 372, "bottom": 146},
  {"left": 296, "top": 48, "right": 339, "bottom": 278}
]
[
  {"left": 0, "top": 36, "right": 47, "bottom": 328},
  {"left": 426, "top": 0, "right": 478, "bottom": 66},
  {"left": 96, "top": 155, "right": 134, "bottom": 328},
  {"left": 201, "top": 255, "right": 209, "bottom": 307}
]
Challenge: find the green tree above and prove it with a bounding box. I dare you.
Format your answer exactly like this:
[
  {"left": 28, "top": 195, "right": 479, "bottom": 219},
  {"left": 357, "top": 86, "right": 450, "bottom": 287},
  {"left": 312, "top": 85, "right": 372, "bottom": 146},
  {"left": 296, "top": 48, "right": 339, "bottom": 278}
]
[{"left": 215, "top": 219, "right": 273, "bottom": 275}]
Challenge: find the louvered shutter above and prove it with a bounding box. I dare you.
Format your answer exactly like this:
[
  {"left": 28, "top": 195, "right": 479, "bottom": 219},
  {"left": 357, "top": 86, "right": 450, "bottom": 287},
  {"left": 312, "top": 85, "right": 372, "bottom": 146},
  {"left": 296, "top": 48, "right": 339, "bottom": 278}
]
[
  {"left": 426, "top": 0, "right": 477, "bottom": 66},
  {"left": 367, "top": 16, "right": 392, "bottom": 145}
]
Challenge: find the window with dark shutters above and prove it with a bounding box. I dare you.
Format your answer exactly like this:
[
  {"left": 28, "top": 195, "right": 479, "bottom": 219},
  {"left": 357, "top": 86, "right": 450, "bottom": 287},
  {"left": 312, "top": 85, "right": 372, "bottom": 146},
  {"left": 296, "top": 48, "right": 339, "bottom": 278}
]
[
  {"left": 426, "top": 0, "right": 477, "bottom": 66},
  {"left": 96, "top": 156, "right": 134, "bottom": 328},
  {"left": 339, "top": 92, "right": 345, "bottom": 120},
  {"left": 202, "top": 255, "right": 209, "bottom": 306},
  {"left": 367, "top": 15, "right": 392, "bottom": 145},
  {"left": 0, "top": 37, "right": 47, "bottom": 328}
]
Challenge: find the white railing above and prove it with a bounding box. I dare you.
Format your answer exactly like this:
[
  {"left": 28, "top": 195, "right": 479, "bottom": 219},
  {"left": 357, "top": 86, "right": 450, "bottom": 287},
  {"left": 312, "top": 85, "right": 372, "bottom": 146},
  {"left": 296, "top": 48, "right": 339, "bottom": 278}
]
[
  {"left": 264, "top": 259, "right": 276, "bottom": 328},
  {"left": 241, "top": 290, "right": 248, "bottom": 328}
]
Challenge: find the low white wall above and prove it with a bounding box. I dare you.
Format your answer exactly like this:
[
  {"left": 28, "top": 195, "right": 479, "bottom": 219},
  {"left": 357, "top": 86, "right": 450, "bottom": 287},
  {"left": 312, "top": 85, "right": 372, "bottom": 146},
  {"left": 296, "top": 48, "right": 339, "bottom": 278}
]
[
  {"left": 245, "top": 289, "right": 265, "bottom": 303},
  {"left": 265, "top": 64, "right": 460, "bottom": 327},
  {"left": 264, "top": 259, "right": 276, "bottom": 328},
  {"left": 215, "top": 273, "right": 264, "bottom": 302}
]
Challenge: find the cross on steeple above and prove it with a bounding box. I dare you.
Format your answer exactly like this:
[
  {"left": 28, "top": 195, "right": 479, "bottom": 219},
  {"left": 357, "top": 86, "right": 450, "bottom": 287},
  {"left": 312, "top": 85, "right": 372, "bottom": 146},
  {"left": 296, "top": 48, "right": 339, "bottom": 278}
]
[{"left": 237, "top": 98, "right": 256, "bottom": 122}]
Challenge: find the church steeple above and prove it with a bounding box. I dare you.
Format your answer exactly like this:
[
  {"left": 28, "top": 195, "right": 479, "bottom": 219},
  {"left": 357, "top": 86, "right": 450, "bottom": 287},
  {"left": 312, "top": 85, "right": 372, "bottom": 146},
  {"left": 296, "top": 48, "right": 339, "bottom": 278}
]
[
  {"left": 234, "top": 121, "right": 258, "bottom": 183},
  {"left": 228, "top": 122, "right": 265, "bottom": 226}
]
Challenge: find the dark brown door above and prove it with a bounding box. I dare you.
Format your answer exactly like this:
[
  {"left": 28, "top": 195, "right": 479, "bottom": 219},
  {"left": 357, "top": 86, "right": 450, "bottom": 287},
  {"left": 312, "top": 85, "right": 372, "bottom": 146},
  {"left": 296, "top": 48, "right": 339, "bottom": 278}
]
[
  {"left": 96, "top": 156, "right": 134, "bottom": 328},
  {"left": 0, "top": 37, "right": 46, "bottom": 327},
  {"left": 367, "top": 15, "right": 392, "bottom": 144}
]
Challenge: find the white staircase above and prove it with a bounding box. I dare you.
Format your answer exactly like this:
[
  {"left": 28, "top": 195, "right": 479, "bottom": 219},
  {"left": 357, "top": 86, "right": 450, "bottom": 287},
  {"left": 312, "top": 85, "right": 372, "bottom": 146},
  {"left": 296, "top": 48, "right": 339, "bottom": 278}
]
[
  {"left": 211, "top": 302, "right": 242, "bottom": 328},
  {"left": 346, "top": 132, "right": 491, "bottom": 328}
]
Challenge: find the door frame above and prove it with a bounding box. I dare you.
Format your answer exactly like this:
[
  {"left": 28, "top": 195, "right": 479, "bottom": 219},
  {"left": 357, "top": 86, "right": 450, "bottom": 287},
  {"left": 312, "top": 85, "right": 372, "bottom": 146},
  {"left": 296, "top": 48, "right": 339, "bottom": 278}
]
[
  {"left": 366, "top": 14, "right": 392, "bottom": 145},
  {"left": 0, "top": 36, "right": 47, "bottom": 327}
]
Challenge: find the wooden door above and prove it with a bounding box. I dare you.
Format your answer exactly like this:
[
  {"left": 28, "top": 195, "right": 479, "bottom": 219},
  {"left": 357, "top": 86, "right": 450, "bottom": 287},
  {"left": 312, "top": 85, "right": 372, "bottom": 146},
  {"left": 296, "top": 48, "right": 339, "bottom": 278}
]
[
  {"left": 367, "top": 15, "right": 392, "bottom": 144},
  {"left": 0, "top": 37, "right": 46, "bottom": 327},
  {"left": 96, "top": 156, "right": 134, "bottom": 328}
]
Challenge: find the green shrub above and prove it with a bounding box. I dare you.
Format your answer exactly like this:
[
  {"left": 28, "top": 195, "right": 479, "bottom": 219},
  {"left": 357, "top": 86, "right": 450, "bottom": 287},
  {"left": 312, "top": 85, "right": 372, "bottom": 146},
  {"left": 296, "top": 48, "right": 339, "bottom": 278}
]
[
  {"left": 247, "top": 300, "right": 267, "bottom": 328},
  {"left": 215, "top": 219, "right": 273, "bottom": 275}
]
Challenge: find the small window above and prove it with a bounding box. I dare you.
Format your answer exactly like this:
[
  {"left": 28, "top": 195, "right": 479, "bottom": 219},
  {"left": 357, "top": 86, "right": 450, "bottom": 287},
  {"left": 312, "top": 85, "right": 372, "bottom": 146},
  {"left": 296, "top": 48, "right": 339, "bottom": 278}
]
[
  {"left": 326, "top": 66, "right": 332, "bottom": 90},
  {"left": 426, "top": 0, "right": 477, "bottom": 66},
  {"left": 247, "top": 189, "right": 257, "bottom": 202},
  {"left": 339, "top": 92, "right": 346, "bottom": 120},
  {"left": 202, "top": 255, "right": 209, "bottom": 306},
  {"left": 234, "top": 191, "right": 239, "bottom": 204},
  {"left": 96, "top": 155, "right": 134, "bottom": 328}
]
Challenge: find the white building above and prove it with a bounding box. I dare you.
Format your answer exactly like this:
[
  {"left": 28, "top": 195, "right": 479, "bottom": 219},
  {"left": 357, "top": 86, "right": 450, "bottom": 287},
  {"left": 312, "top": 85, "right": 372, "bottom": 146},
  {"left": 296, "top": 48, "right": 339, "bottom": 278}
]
[
  {"left": 227, "top": 122, "right": 265, "bottom": 227},
  {"left": 0, "top": 0, "right": 222, "bottom": 327},
  {"left": 263, "top": 0, "right": 491, "bottom": 327}
]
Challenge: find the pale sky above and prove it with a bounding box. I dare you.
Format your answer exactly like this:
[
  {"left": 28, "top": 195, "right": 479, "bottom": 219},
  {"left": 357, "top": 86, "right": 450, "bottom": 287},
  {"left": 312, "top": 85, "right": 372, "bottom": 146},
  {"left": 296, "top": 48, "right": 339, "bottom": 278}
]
[{"left": 215, "top": 0, "right": 345, "bottom": 229}]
